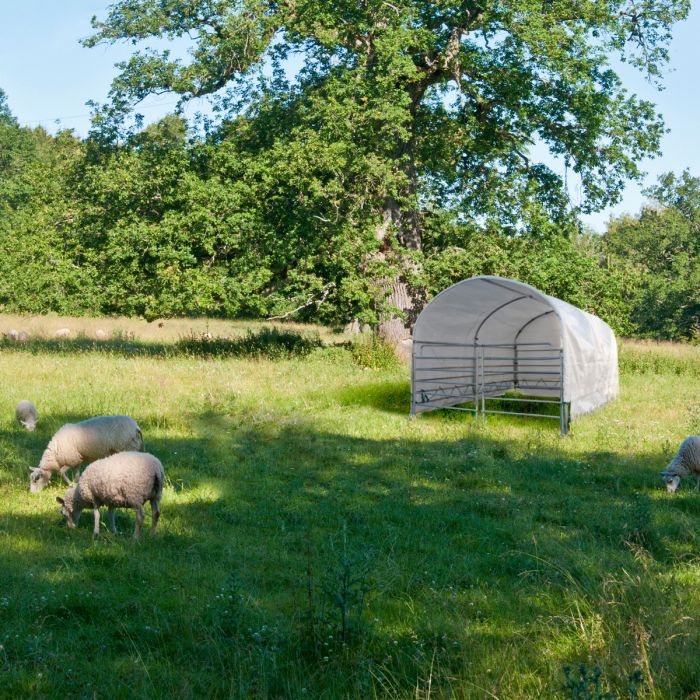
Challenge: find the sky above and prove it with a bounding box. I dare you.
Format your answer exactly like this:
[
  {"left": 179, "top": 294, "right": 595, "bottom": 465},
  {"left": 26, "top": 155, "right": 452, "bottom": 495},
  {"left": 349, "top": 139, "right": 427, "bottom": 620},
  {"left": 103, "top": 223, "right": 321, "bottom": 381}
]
[{"left": 1, "top": 1, "right": 698, "bottom": 232}]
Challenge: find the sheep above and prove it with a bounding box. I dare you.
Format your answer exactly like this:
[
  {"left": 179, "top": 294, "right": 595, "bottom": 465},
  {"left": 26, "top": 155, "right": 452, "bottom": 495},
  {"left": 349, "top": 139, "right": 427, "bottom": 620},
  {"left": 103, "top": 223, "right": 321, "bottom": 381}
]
[
  {"left": 54, "top": 328, "right": 71, "bottom": 338},
  {"left": 56, "top": 451, "right": 164, "bottom": 539},
  {"left": 660, "top": 436, "right": 700, "bottom": 493},
  {"left": 29, "top": 415, "right": 143, "bottom": 493},
  {"left": 15, "top": 400, "right": 38, "bottom": 431}
]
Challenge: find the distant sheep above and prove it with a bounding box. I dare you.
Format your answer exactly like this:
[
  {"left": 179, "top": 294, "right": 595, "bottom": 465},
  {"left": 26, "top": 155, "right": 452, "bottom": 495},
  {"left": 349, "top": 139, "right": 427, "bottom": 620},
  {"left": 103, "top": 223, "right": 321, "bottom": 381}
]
[
  {"left": 54, "top": 328, "right": 71, "bottom": 338},
  {"left": 661, "top": 436, "right": 700, "bottom": 493},
  {"left": 57, "top": 451, "right": 164, "bottom": 539},
  {"left": 29, "top": 415, "right": 143, "bottom": 492},
  {"left": 4, "top": 329, "right": 20, "bottom": 341},
  {"left": 15, "top": 400, "right": 38, "bottom": 431}
]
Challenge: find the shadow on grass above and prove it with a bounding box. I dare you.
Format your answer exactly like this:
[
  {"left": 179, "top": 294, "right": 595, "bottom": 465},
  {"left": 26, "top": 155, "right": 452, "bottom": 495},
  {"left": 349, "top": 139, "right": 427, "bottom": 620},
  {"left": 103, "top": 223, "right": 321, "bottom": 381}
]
[
  {"left": 0, "top": 326, "right": 325, "bottom": 361},
  {"left": 1, "top": 415, "right": 699, "bottom": 697},
  {"left": 337, "top": 380, "right": 566, "bottom": 434}
]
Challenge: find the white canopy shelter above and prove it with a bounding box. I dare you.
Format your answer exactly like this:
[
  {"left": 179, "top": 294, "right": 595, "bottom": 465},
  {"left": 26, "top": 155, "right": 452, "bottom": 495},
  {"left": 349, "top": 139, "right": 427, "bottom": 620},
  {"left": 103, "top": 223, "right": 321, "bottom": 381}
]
[{"left": 411, "top": 276, "right": 619, "bottom": 433}]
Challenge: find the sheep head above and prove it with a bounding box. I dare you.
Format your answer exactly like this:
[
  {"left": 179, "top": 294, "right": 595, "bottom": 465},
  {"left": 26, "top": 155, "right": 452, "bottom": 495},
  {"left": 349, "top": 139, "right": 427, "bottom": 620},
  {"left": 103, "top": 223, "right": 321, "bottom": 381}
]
[
  {"left": 56, "top": 489, "right": 80, "bottom": 528},
  {"left": 660, "top": 469, "right": 681, "bottom": 493},
  {"left": 29, "top": 467, "right": 50, "bottom": 493}
]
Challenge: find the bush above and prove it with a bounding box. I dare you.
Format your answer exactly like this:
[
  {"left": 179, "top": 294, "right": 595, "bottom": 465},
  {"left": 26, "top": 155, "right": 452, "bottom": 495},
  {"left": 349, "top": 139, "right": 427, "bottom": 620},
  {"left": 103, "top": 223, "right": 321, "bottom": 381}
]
[
  {"left": 350, "top": 334, "right": 402, "bottom": 370},
  {"left": 176, "top": 326, "right": 323, "bottom": 360}
]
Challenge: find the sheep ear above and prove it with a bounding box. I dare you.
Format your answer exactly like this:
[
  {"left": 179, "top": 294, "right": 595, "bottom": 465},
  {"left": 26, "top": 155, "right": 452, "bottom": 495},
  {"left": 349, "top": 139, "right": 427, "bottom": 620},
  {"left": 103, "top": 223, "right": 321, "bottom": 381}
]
[{"left": 56, "top": 497, "right": 64, "bottom": 505}]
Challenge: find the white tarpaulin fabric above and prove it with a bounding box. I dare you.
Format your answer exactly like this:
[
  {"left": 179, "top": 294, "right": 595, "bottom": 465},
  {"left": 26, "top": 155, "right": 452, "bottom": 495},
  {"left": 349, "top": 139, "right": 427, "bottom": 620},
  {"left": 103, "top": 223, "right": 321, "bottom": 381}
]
[{"left": 411, "top": 276, "right": 618, "bottom": 419}]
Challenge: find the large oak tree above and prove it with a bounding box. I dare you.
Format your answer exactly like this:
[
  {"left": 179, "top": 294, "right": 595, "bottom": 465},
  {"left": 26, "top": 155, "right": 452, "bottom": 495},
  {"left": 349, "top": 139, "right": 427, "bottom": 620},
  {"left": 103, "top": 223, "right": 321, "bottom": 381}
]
[{"left": 85, "top": 0, "right": 689, "bottom": 342}]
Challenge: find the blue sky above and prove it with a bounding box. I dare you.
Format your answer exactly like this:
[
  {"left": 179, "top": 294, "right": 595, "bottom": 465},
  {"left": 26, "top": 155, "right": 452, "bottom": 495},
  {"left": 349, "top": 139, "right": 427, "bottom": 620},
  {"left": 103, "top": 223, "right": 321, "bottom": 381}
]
[{"left": 0, "top": 1, "right": 698, "bottom": 232}]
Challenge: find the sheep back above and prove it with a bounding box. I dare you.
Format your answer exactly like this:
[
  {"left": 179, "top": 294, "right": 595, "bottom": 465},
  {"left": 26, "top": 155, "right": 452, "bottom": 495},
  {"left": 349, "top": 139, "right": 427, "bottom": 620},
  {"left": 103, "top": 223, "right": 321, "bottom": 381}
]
[
  {"left": 76, "top": 452, "right": 164, "bottom": 508},
  {"left": 40, "top": 415, "right": 143, "bottom": 471},
  {"left": 667, "top": 436, "right": 700, "bottom": 476}
]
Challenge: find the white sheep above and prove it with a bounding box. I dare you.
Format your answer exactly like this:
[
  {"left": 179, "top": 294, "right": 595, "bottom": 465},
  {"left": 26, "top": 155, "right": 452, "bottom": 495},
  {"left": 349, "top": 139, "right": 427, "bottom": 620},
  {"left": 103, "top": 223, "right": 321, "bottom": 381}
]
[
  {"left": 15, "top": 400, "right": 38, "bottom": 431},
  {"left": 29, "top": 415, "right": 143, "bottom": 492},
  {"left": 661, "top": 436, "right": 700, "bottom": 493},
  {"left": 56, "top": 451, "right": 164, "bottom": 539}
]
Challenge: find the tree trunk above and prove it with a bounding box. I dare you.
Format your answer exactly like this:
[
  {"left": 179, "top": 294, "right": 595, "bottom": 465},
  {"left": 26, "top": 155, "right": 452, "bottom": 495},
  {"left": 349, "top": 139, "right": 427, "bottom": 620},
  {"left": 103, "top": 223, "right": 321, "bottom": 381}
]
[{"left": 375, "top": 197, "right": 424, "bottom": 361}]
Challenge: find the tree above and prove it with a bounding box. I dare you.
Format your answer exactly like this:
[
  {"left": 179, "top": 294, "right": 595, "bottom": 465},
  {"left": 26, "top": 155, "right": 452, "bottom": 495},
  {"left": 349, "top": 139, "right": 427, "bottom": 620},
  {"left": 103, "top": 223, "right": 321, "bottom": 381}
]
[
  {"left": 85, "top": 0, "right": 688, "bottom": 341},
  {"left": 0, "top": 88, "right": 16, "bottom": 126},
  {"left": 603, "top": 170, "right": 700, "bottom": 340}
]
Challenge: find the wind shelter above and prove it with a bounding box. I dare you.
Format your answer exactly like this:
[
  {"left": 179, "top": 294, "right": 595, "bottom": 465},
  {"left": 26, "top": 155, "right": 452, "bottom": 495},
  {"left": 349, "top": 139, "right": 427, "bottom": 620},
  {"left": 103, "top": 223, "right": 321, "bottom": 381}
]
[{"left": 410, "top": 276, "right": 618, "bottom": 433}]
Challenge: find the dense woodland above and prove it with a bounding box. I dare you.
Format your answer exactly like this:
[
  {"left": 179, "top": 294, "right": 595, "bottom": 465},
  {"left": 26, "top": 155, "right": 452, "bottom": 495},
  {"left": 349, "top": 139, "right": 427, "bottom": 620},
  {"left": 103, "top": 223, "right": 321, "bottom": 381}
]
[{"left": 0, "top": 0, "right": 698, "bottom": 341}]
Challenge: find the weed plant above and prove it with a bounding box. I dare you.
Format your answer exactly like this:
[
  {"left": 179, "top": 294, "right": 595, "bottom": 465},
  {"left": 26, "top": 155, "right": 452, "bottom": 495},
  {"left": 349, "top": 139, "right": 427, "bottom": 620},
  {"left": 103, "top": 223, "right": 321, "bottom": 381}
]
[
  {"left": 0, "top": 326, "right": 699, "bottom": 698},
  {"left": 351, "top": 334, "right": 403, "bottom": 370}
]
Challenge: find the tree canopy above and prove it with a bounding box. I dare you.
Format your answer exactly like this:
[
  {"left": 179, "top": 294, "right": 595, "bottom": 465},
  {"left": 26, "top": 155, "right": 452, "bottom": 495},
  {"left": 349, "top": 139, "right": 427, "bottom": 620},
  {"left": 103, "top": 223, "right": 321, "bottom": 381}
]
[
  {"left": 86, "top": 0, "right": 687, "bottom": 224},
  {"left": 602, "top": 170, "right": 700, "bottom": 340},
  {"left": 0, "top": 3, "right": 694, "bottom": 339},
  {"left": 79, "top": 0, "right": 689, "bottom": 340}
]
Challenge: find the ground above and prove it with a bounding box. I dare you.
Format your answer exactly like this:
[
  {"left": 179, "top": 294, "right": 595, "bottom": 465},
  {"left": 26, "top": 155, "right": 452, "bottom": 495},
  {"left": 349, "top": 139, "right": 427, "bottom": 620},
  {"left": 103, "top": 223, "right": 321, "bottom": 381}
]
[{"left": 0, "top": 320, "right": 698, "bottom": 699}]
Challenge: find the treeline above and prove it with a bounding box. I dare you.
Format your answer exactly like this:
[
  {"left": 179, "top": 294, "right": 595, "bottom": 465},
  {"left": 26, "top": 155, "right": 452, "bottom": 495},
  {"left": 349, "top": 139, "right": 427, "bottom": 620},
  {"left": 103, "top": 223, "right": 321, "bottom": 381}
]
[{"left": 0, "top": 89, "right": 697, "bottom": 340}]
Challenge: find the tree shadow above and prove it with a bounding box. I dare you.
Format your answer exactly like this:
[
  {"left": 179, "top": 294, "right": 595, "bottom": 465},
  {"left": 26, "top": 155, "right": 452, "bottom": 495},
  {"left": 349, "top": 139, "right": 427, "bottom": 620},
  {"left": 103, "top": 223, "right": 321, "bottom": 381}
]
[
  {"left": 1, "top": 415, "right": 698, "bottom": 697},
  {"left": 0, "top": 326, "right": 325, "bottom": 361}
]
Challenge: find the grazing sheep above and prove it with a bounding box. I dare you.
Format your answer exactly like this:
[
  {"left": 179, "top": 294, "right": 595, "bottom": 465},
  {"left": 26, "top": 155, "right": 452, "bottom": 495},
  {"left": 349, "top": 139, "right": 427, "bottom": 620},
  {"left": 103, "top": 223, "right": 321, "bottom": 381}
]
[
  {"left": 15, "top": 400, "right": 38, "bottom": 431},
  {"left": 54, "top": 328, "right": 71, "bottom": 338},
  {"left": 661, "top": 436, "right": 700, "bottom": 493},
  {"left": 94, "top": 329, "right": 107, "bottom": 340},
  {"left": 29, "top": 415, "right": 143, "bottom": 492},
  {"left": 4, "top": 329, "right": 20, "bottom": 341},
  {"left": 57, "top": 451, "right": 164, "bottom": 539}
]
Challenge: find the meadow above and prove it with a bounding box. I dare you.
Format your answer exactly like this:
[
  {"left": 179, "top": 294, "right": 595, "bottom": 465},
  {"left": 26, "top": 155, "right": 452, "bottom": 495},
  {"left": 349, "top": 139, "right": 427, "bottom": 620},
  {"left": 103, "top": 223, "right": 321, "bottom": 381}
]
[{"left": 0, "top": 319, "right": 699, "bottom": 699}]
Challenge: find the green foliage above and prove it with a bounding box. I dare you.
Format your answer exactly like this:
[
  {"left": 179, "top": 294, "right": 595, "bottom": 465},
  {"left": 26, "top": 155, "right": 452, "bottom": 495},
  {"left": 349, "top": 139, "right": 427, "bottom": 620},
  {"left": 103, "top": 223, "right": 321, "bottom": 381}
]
[
  {"left": 0, "top": 0, "right": 694, "bottom": 340},
  {"left": 602, "top": 170, "right": 700, "bottom": 340},
  {"left": 351, "top": 334, "right": 402, "bottom": 370},
  {"left": 73, "top": 0, "right": 690, "bottom": 328},
  {"left": 86, "top": 0, "right": 686, "bottom": 224}
]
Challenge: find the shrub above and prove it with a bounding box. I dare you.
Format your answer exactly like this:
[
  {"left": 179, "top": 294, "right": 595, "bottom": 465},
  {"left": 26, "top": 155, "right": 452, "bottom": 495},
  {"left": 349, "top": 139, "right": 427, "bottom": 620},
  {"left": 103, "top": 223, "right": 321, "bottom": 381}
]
[{"left": 350, "top": 334, "right": 401, "bottom": 370}]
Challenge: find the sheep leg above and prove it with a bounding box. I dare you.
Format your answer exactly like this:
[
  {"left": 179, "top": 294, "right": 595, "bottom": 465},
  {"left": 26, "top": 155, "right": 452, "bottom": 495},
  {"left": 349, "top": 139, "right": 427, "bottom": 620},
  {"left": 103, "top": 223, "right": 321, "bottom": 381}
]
[
  {"left": 60, "top": 467, "right": 74, "bottom": 486},
  {"left": 695, "top": 476, "right": 700, "bottom": 491},
  {"left": 134, "top": 504, "right": 144, "bottom": 540},
  {"left": 108, "top": 507, "right": 117, "bottom": 534},
  {"left": 150, "top": 498, "right": 160, "bottom": 535},
  {"left": 92, "top": 508, "right": 101, "bottom": 539}
]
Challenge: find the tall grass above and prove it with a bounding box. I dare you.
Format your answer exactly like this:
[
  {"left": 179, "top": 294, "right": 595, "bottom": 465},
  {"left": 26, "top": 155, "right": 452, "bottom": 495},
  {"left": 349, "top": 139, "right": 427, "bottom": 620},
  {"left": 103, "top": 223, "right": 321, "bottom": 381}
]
[
  {"left": 619, "top": 340, "right": 700, "bottom": 377},
  {"left": 0, "top": 327, "right": 699, "bottom": 699}
]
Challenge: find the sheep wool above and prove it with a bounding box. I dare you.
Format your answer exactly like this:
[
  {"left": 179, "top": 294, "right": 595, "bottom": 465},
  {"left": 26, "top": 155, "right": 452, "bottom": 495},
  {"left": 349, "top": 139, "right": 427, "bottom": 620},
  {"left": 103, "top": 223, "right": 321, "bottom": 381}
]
[
  {"left": 661, "top": 435, "right": 700, "bottom": 493},
  {"left": 57, "top": 452, "right": 164, "bottom": 539},
  {"left": 16, "top": 400, "right": 38, "bottom": 431},
  {"left": 30, "top": 415, "right": 143, "bottom": 492}
]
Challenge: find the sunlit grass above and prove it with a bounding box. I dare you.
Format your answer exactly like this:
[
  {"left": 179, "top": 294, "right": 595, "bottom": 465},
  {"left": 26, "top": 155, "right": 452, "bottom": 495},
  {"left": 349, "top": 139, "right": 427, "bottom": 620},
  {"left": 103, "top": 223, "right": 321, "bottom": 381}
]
[{"left": 0, "top": 325, "right": 699, "bottom": 698}]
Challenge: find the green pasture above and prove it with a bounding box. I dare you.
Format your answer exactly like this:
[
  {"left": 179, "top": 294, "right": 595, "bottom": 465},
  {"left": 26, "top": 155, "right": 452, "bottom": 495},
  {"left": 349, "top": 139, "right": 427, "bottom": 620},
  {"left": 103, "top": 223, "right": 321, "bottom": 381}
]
[{"left": 0, "top": 328, "right": 699, "bottom": 699}]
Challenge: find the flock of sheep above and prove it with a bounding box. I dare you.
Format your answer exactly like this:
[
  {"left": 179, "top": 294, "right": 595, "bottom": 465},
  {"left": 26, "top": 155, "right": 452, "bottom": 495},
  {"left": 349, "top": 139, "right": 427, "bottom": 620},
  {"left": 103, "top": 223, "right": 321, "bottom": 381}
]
[
  {"left": 17, "top": 401, "right": 163, "bottom": 539},
  {"left": 11, "top": 398, "right": 700, "bottom": 541}
]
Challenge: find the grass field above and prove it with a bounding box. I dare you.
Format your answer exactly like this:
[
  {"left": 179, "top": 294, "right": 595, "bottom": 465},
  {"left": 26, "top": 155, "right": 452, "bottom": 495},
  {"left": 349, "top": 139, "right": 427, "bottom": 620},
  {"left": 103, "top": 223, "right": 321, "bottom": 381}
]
[{"left": 0, "top": 322, "right": 699, "bottom": 699}]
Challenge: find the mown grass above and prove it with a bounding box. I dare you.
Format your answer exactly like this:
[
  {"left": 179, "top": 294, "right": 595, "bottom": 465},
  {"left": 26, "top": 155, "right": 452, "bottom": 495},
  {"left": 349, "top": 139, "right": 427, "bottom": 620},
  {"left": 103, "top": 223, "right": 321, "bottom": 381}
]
[{"left": 0, "top": 324, "right": 699, "bottom": 699}]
